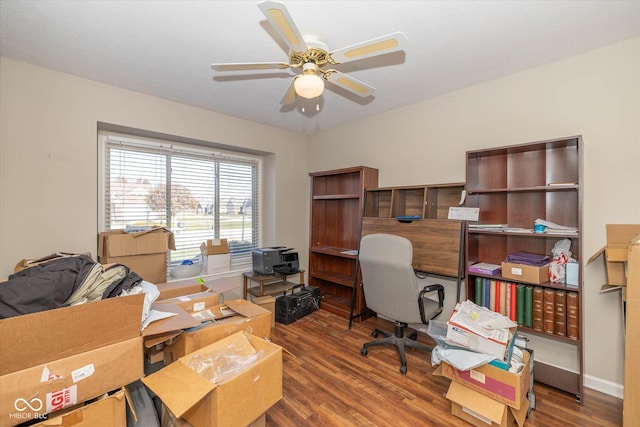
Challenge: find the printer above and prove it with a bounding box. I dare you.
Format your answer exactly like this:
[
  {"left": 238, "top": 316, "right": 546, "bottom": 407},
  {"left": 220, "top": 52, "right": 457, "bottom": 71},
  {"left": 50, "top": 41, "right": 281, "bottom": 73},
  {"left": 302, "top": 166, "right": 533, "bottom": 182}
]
[{"left": 252, "top": 246, "right": 299, "bottom": 275}]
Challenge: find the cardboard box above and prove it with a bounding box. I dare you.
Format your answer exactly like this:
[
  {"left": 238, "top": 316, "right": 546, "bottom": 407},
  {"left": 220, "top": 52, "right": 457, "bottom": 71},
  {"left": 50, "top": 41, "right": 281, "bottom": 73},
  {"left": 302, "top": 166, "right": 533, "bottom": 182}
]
[
  {"left": 142, "top": 332, "right": 282, "bottom": 427},
  {"left": 206, "top": 253, "right": 231, "bottom": 274},
  {"left": 201, "top": 239, "right": 229, "bottom": 255},
  {"left": 155, "top": 277, "right": 238, "bottom": 301},
  {"left": 163, "top": 299, "right": 272, "bottom": 365},
  {"left": 447, "top": 381, "right": 528, "bottom": 427},
  {"left": 588, "top": 224, "right": 640, "bottom": 288},
  {"left": 0, "top": 295, "right": 144, "bottom": 427},
  {"left": 501, "top": 262, "right": 549, "bottom": 284},
  {"left": 252, "top": 295, "right": 276, "bottom": 327},
  {"left": 32, "top": 389, "right": 126, "bottom": 426},
  {"left": 97, "top": 227, "right": 175, "bottom": 284},
  {"left": 435, "top": 349, "right": 531, "bottom": 409}
]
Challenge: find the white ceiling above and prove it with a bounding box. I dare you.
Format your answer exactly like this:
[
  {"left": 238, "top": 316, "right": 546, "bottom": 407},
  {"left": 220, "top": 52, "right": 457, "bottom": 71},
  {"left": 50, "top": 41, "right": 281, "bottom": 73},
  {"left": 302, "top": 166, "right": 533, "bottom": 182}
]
[{"left": 1, "top": 1, "right": 639, "bottom": 135}]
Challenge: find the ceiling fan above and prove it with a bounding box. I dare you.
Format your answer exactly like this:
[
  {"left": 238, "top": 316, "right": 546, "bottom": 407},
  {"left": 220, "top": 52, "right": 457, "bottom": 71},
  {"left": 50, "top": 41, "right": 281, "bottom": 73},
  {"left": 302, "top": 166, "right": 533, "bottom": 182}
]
[{"left": 211, "top": 0, "right": 407, "bottom": 105}]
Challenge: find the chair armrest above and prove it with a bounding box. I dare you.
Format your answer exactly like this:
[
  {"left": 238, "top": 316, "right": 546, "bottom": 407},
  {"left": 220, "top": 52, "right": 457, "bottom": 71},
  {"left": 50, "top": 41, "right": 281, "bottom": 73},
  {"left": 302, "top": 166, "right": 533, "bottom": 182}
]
[{"left": 418, "top": 284, "right": 445, "bottom": 324}]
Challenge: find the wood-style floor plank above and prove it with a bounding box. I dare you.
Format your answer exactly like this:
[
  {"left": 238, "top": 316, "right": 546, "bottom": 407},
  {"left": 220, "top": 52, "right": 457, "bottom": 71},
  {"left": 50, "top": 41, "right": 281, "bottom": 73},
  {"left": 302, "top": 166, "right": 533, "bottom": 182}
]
[{"left": 265, "top": 310, "right": 623, "bottom": 427}]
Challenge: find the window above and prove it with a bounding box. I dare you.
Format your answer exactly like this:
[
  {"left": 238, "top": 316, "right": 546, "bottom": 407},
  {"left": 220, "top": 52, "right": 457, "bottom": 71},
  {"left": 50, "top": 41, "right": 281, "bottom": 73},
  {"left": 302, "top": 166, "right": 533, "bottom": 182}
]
[{"left": 98, "top": 133, "right": 261, "bottom": 273}]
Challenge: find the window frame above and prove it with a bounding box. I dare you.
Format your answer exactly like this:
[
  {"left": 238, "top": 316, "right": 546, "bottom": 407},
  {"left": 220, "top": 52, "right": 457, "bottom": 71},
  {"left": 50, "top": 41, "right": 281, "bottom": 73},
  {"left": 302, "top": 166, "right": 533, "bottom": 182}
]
[{"left": 97, "top": 132, "right": 262, "bottom": 273}]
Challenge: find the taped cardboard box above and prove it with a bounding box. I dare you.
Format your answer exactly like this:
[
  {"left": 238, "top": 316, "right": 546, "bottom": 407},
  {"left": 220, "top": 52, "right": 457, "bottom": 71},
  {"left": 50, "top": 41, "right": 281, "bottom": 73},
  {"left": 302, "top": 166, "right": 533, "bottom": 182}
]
[
  {"left": 163, "top": 299, "right": 272, "bottom": 365},
  {"left": 0, "top": 295, "right": 144, "bottom": 427},
  {"left": 97, "top": 227, "right": 175, "bottom": 284},
  {"left": 201, "top": 239, "right": 229, "bottom": 255},
  {"left": 435, "top": 349, "right": 531, "bottom": 409},
  {"left": 501, "top": 262, "right": 549, "bottom": 285},
  {"left": 32, "top": 389, "right": 126, "bottom": 427},
  {"left": 142, "top": 332, "right": 282, "bottom": 427},
  {"left": 587, "top": 224, "right": 640, "bottom": 289},
  {"left": 447, "top": 381, "right": 528, "bottom": 427}
]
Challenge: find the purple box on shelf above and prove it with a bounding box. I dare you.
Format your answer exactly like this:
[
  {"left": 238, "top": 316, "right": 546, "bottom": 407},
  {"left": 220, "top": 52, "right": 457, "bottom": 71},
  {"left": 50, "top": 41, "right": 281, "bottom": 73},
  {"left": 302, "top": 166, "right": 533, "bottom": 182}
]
[{"left": 468, "top": 262, "right": 502, "bottom": 275}]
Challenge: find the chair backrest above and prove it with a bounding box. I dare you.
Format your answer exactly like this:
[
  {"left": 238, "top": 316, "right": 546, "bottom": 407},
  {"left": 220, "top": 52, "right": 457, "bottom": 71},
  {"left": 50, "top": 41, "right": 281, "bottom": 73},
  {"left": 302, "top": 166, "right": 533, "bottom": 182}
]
[{"left": 359, "top": 233, "right": 424, "bottom": 324}]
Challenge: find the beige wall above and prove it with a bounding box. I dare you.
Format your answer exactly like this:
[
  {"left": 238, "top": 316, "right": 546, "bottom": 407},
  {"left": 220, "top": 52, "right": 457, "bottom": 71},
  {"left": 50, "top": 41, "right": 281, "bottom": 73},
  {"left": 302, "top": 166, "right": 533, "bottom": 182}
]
[
  {"left": 308, "top": 37, "right": 640, "bottom": 396},
  {"left": 1, "top": 36, "right": 638, "bottom": 397},
  {"left": 0, "top": 57, "right": 310, "bottom": 285}
]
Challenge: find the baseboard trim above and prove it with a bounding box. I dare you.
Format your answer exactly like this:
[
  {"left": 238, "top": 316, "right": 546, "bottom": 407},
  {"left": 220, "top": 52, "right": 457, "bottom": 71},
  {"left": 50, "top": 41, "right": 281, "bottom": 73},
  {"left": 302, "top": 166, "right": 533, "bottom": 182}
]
[{"left": 584, "top": 374, "right": 623, "bottom": 399}]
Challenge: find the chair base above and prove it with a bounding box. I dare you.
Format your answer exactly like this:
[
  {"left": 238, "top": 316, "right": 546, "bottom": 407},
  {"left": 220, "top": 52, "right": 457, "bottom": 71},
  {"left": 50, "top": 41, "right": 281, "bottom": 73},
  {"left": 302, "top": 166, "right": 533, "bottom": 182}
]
[{"left": 360, "top": 322, "right": 432, "bottom": 374}]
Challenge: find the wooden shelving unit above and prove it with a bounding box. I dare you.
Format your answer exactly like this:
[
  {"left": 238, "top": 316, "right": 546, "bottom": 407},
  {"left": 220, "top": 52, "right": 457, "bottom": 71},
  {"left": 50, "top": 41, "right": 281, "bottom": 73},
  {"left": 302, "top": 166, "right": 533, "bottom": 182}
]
[
  {"left": 308, "top": 166, "right": 379, "bottom": 321},
  {"left": 364, "top": 183, "right": 465, "bottom": 219},
  {"left": 465, "top": 136, "right": 583, "bottom": 402}
]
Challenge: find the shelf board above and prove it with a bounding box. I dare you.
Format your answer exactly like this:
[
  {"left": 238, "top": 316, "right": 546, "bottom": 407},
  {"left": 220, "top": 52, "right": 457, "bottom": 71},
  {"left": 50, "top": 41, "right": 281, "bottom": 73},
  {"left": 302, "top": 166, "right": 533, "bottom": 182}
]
[
  {"left": 247, "top": 280, "right": 300, "bottom": 297},
  {"left": 310, "top": 246, "right": 358, "bottom": 259},
  {"left": 468, "top": 230, "right": 579, "bottom": 239},
  {"left": 518, "top": 326, "right": 581, "bottom": 343},
  {"left": 319, "top": 293, "right": 352, "bottom": 313},
  {"left": 312, "top": 193, "right": 360, "bottom": 200},
  {"left": 310, "top": 270, "right": 355, "bottom": 287},
  {"left": 467, "top": 184, "right": 578, "bottom": 194},
  {"left": 467, "top": 272, "right": 581, "bottom": 292}
]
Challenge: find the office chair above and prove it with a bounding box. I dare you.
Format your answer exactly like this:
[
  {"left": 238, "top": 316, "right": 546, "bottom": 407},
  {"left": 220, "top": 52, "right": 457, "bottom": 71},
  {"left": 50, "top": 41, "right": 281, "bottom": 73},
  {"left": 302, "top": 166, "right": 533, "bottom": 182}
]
[{"left": 358, "top": 233, "right": 444, "bottom": 374}]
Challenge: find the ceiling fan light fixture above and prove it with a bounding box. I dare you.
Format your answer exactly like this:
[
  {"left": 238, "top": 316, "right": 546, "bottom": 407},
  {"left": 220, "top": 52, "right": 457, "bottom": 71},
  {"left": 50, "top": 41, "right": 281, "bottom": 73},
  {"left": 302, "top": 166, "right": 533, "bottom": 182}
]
[{"left": 294, "top": 63, "right": 324, "bottom": 99}]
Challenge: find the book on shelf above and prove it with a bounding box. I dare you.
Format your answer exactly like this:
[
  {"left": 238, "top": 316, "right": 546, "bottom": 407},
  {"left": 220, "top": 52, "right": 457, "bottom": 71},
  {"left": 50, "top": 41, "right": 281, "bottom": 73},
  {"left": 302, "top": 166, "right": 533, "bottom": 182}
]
[
  {"left": 469, "top": 223, "right": 508, "bottom": 231},
  {"left": 555, "top": 290, "right": 567, "bottom": 336},
  {"left": 468, "top": 262, "right": 502, "bottom": 275},
  {"left": 566, "top": 292, "right": 579, "bottom": 340},
  {"left": 532, "top": 287, "right": 544, "bottom": 331},
  {"left": 524, "top": 286, "right": 533, "bottom": 328},
  {"left": 516, "top": 284, "right": 525, "bottom": 326},
  {"left": 543, "top": 288, "right": 555, "bottom": 334}
]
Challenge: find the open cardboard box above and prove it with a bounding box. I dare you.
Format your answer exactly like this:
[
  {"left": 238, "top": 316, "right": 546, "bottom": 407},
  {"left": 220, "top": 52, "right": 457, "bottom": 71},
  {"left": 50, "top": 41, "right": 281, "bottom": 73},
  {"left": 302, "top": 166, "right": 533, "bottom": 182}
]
[
  {"left": 97, "top": 227, "right": 175, "bottom": 284},
  {"left": 435, "top": 349, "right": 531, "bottom": 409},
  {"left": 0, "top": 295, "right": 144, "bottom": 427},
  {"left": 155, "top": 277, "right": 239, "bottom": 301},
  {"left": 142, "top": 332, "right": 282, "bottom": 427},
  {"left": 447, "top": 381, "right": 528, "bottom": 427},
  {"left": 588, "top": 224, "right": 640, "bottom": 290},
  {"left": 163, "top": 299, "right": 272, "bottom": 365},
  {"left": 32, "top": 389, "right": 126, "bottom": 426}
]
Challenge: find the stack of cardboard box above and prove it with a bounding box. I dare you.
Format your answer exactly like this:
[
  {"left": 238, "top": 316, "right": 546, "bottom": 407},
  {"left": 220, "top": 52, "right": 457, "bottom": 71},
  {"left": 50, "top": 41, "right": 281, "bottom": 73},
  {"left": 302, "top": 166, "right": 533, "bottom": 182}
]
[{"left": 1, "top": 235, "right": 281, "bottom": 427}]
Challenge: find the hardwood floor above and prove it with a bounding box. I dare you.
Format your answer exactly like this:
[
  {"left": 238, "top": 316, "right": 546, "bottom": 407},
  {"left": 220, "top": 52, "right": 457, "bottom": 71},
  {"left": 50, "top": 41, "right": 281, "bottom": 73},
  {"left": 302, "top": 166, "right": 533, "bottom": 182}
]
[{"left": 265, "top": 309, "right": 623, "bottom": 427}]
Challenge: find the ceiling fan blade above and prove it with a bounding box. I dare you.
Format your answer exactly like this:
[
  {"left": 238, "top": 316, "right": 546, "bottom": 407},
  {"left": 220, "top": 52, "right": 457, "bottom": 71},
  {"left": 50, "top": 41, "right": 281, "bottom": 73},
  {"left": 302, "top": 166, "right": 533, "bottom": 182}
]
[
  {"left": 328, "top": 32, "right": 408, "bottom": 64},
  {"left": 280, "top": 77, "right": 297, "bottom": 105},
  {"left": 324, "top": 70, "right": 375, "bottom": 97},
  {"left": 258, "top": 1, "right": 308, "bottom": 53},
  {"left": 211, "top": 62, "right": 290, "bottom": 72}
]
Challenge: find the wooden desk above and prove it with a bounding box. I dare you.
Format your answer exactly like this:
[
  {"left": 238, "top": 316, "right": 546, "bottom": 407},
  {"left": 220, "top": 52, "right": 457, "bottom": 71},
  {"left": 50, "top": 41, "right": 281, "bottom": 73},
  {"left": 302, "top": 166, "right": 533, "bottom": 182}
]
[{"left": 243, "top": 270, "right": 305, "bottom": 300}]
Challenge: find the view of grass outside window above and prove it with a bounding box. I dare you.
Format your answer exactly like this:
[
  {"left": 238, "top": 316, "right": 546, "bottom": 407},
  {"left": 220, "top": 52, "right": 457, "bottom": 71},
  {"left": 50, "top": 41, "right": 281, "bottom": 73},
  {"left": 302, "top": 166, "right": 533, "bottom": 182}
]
[{"left": 99, "top": 134, "right": 261, "bottom": 272}]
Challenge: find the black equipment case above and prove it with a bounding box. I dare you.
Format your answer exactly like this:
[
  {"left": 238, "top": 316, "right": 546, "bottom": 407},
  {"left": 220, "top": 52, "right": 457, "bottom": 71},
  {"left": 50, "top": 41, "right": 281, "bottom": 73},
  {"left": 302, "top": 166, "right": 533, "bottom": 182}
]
[{"left": 275, "top": 285, "right": 320, "bottom": 325}]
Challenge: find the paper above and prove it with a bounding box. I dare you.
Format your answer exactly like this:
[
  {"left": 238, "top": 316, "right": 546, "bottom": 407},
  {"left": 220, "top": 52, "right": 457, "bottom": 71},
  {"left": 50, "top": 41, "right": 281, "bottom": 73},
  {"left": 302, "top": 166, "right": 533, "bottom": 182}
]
[
  {"left": 448, "top": 207, "right": 479, "bottom": 221},
  {"left": 141, "top": 309, "right": 179, "bottom": 330}
]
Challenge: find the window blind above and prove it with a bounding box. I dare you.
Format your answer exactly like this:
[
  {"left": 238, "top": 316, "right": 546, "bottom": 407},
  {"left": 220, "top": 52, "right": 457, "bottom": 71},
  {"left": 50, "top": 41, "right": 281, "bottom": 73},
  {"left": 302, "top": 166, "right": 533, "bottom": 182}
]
[{"left": 98, "top": 133, "right": 261, "bottom": 272}]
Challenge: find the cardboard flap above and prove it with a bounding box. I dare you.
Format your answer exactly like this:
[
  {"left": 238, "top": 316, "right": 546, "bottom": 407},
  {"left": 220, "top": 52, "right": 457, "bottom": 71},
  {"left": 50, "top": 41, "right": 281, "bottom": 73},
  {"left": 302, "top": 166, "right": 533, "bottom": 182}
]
[
  {"left": 587, "top": 246, "right": 605, "bottom": 265},
  {"left": 511, "top": 398, "right": 530, "bottom": 427},
  {"left": 142, "top": 303, "right": 201, "bottom": 337},
  {"left": 446, "top": 381, "right": 506, "bottom": 424},
  {"left": 225, "top": 299, "right": 270, "bottom": 318},
  {"left": 0, "top": 294, "right": 144, "bottom": 376},
  {"left": 143, "top": 330, "right": 184, "bottom": 348},
  {"left": 142, "top": 361, "right": 215, "bottom": 418}
]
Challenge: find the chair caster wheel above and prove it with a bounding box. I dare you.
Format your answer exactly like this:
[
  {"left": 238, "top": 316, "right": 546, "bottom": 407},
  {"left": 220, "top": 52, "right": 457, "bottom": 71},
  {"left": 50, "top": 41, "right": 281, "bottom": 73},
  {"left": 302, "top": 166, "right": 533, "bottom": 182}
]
[
  {"left": 400, "top": 366, "right": 407, "bottom": 375},
  {"left": 361, "top": 347, "right": 368, "bottom": 356},
  {"left": 372, "top": 330, "right": 379, "bottom": 338}
]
